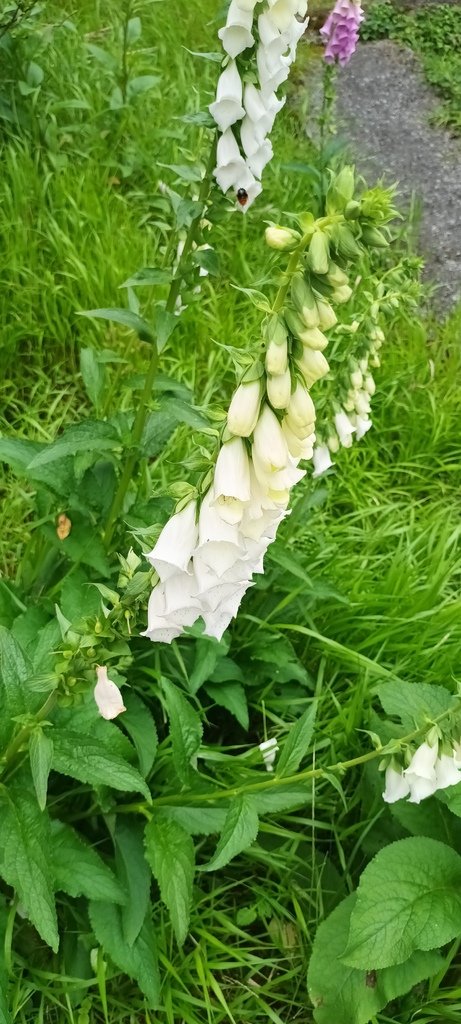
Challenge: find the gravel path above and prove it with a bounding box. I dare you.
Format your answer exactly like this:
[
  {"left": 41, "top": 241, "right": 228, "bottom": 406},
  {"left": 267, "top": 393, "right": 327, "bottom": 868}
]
[{"left": 334, "top": 40, "right": 461, "bottom": 313}]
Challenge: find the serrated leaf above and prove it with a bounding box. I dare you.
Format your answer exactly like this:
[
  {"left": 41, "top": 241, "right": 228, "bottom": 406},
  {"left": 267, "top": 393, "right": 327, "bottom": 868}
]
[
  {"left": 205, "top": 683, "right": 249, "bottom": 730},
  {"left": 201, "top": 796, "right": 259, "bottom": 872},
  {"left": 0, "top": 625, "right": 29, "bottom": 719},
  {"left": 159, "top": 805, "right": 227, "bottom": 836},
  {"left": 252, "top": 784, "right": 310, "bottom": 814},
  {"left": 50, "top": 821, "right": 125, "bottom": 904},
  {"left": 155, "top": 308, "right": 177, "bottom": 352},
  {"left": 52, "top": 730, "right": 150, "bottom": 800},
  {"left": 377, "top": 681, "right": 456, "bottom": 730},
  {"left": 343, "top": 837, "right": 461, "bottom": 969},
  {"left": 80, "top": 347, "right": 106, "bottom": 409},
  {"left": 145, "top": 817, "right": 194, "bottom": 945},
  {"left": 162, "top": 679, "right": 202, "bottom": 785},
  {"left": 29, "top": 730, "right": 53, "bottom": 811},
  {"left": 0, "top": 904, "right": 11, "bottom": 1024},
  {"left": 140, "top": 404, "right": 179, "bottom": 458},
  {"left": 0, "top": 792, "right": 58, "bottom": 951},
  {"left": 308, "top": 893, "right": 444, "bottom": 1024},
  {"left": 121, "top": 691, "right": 158, "bottom": 777},
  {"left": 276, "top": 702, "right": 316, "bottom": 777},
  {"left": 192, "top": 247, "right": 219, "bottom": 276},
  {"left": 27, "top": 421, "right": 119, "bottom": 468},
  {"left": 78, "top": 307, "right": 155, "bottom": 343},
  {"left": 120, "top": 267, "right": 171, "bottom": 288},
  {"left": 127, "top": 74, "right": 160, "bottom": 97},
  {"left": 164, "top": 397, "right": 209, "bottom": 431},
  {"left": 115, "top": 819, "right": 151, "bottom": 946},
  {"left": 89, "top": 901, "right": 160, "bottom": 1007},
  {"left": 176, "top": 199, "right": 203, "bottom": 230}
]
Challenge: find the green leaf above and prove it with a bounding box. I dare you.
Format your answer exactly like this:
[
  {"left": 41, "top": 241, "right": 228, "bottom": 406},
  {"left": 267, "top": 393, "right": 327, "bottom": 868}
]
[
  {"left": 0, "top": 437, "right": 75, "bottom": 494},
  {"left": 89, "top": 901, "right": 160, "bottom": 1007},
  {"left": 391, "top": 794, "right": 461, "bottom": 848},
  {"left": 276, "top": 702, "right": 317, "bottom": 777},
  {"left": 121, "top": 691, "right": 158, "bottom": 778},
  {"left": 183, "top": 48, "right": 223, "bottom": 61},
  {"left": 251, "top": 784, "right": 310, "bottom": 815},
  {"left": 308, "top": 893, "right": 444, "bottom": 1024},
  {"left": 155, "top": 308, "right": 177, "bottom": 352},
  {"left": 50, "top": 821, "right": 125, "bottom": 904},
  {"left": 191, "top": 247, "right": 219, "bottom": 276},
  {"left": 78, "top": 307, "right": 155, "bottom": 343},
  {"left": 161, "top": 163, "right": 203, "bottom": 183},
  {"left": 0, "top": 903, "right": 11, "bottom": 1024},
  {"left": 343, "top": 837, "right": 461, "bottom": 969},
  {"left": 29, "top": 730, "right": 53, "bottom": 811},
  {"left": 127, "top": 74, "right": 160, "bottom": 97},
  {"left": 27, "top": 421, "right": 119, "bottom": 468},
  {"left": 201, "top": 796, "right": 259, "bottom": 872},
  {"left": 0, "top": 625, "right": 29, "bottom": 719},
  {"left": 52, "top": 730, "right": 150, "bottom": 800},
  {"left": 145, "top": 817, "right": 195, "bottom": 945},
  {"left": 120, "top": 267, "right": 172, "bottom": 288},
  {"left": 140, "top": 404, "right": 180, "bottom": 458},
  {"left": 377, "top": 681, "right": 456, "bottom": 730},
  {"left": 176, "top": 199, "right": 203, "bottom": 231},
  {"left": 80, "top": 347, "right": 106, "bottom": 409},
  {"left": 205, "top": 683, "right": 249, "bottom": 730},
  {"left": 0, "top": 792, "right": 58, "bottom": 951},
  {"left": 164, "top": 397, "right": 209, "bottom": 431},
  {"left": 162, "top": 679, "right": 202, "bottom": 785},
  {"left": 180, "top": 109, "right": 215, "bottom": 127},
  {"left": 158, "top": 805, "right": 227, "bottom": 836},
  {"left": 115, "top": 820, "right": 151, "bottom": 946}
]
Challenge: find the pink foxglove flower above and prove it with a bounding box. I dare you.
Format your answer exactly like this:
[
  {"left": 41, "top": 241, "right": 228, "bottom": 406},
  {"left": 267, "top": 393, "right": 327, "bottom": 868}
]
[
  {"left": 94, "top": 666, "right": 126, "bottom": 721},
  {"left": 320, "top": 0, "right": 364, "bottom": 67}
]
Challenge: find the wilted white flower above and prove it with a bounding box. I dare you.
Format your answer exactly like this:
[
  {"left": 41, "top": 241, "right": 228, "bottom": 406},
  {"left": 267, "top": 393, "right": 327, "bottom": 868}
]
[
  {"left": 382, "top": 764, "right": 410, "bottom": 803},
  {"left": 227, "top": 378, "right": 262, "bottom": 436},
  {"left": 146, "top": 500, "right": 198, "bottom": 581},
  {"left": 94, "top": 666, "right": 126, "bottom": 721},
  {"left": 218, "top": 0, "right": 255, "bottom": 58},
  {"left": 209, "top": 59, "right": 245, "bottom": 132},
  {"left": 213, "top": 437, "right": 251, "bottom": 524}
]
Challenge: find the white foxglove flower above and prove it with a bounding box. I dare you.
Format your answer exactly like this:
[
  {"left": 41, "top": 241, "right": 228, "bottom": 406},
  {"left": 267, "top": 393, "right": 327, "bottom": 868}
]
[
  {"left": 194, "top": 541, "right": 246, "bottom": 589},
  {"left": 259, "top": 737, "right": 279, "bottom": 772},
  {"left": 246, "top": 138, "right": 274, "bottom": 179},
  {"left": 257, "top": 45, "right": 290, "bottom": 95},
  {"left": 240, "top": 505, "right": 287, "bottom": 541},
  {"left": 202, "top": 582, "right": 252, "bottom": 640},
  {"left": 94, "top": 666, "right": 126, "bottom": 721},
  {"left": 267, "top": 368, "right": 292, "bottom": 410},
  {"left": 282, "top": 14, "right": 308, "bottom": 60},
  {"left": 266, "top": 0, "right": 299, "bottom": 32},
  {"left": 382, "top": 765, "right": 411, "bottom": 803},
  {"left": 214, "top": 128, "right": 249, "bottom": 193},
  {"left": 286, "top": 382, "right": 316, "bottom": 430},
  {"left": 404, "top": 740, "right": 438, "bottom": 804},
  {"left": 227, "top": 379, "right": 262, "bottom": 436},
  {"left": 364, "top": 373, "right": 376, "bottom": 396},
  {"left": 282, "top": 419, "right": 315, "bottom": 459},
  {"left": 146, "top": 500, "right": 197, "bottom": 582},
  {"left": 297, "top": 0, "right": 308, "bottom": 15},
  {"left": 355, "top": 391, "right": 371, "bottom": 417},
  {"left": 209, "top": 60, "right": 245, "bottom": 133},
  {"left": 252, "top": 447, "right": 305, "bottom": 495},
  {"left": 236, "top": 174, "right": 262, "bottom": 211},
  {"left": 407, "top": 775, "right": 437, "bottom": 804},
  {"left": 142, "top": 576, "right": 201, "bottom": 644},
  {"left": 253, "top": 404, "right": 290, "bottom": 472},
  {"left": 355, "top": 415, "right": 372, "bottom": 441},
  {"left": 296, "top": 347, "right": 330, "bottom": 388},
  {"left": 213, "top": 436, "right": 251, "bottom": 524},
  {"left": 258, "top": 12, "right": 287, "bottom": 62},
  {"left": 241, "top": 115, "right": 267, "bottom": 158},
  {"left": 298, "top": 326, "right": 328, "bottom": 351},
  {"left": 260, "top": 91, "right": 286, "bottom": 133},
  {"left": 243, "top": 82, "right": 270, "bottom": 128},
  {"left": 435, "top": 754, "right": 461, "bottom": 790},
  {"left": 334, "top": 410, "right": 356, "bottom": 448},
  {"left": 453, "top": 741, "right": 461, "bottom": 768},
  {"left": 198, "top": 487, "right": 240, "bottom": 545},
  {"left": 235, "top": 0, "right": 259, "bottom": 9},
  {"left": 312, "top": 444, "right": 334, "bottom": 477},
  {"left": 218, "top": 0, "right": 255, "bottom": 58}
]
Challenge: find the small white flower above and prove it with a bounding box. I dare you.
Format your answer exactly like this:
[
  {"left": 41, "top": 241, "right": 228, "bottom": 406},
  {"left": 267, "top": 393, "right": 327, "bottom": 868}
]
[
  {"left": 218, "top": 0, "right": 255, "bottom": 58},
  {"left": 240, "top": 115, "right": 267, "bottom": 158},
  {"left": 227, "top": 379, "right": 262, "bottom": 436},
  {"left": 267, "top": 368, "right": 292, "bottom": 409},
  {"left": 258, "top": 11, "right": 286, "bottom": 62},
  {"left": 355, "top": 415, "right": 372, "bottom": 441},
  {"left": 94, "top": 666, "right": 126, "bottom": 721},
  {"left": 286, "top": 381, "right": 316, "bottom": 431},
  {"left": 259, "top": 737, "right": 279, "bottom": 772},
  {"left": 382, "top": 765, "right": 410, "bottom": 803},
  {"left": 282, "top": 419, "right": 315, "bottom": 459},
  {"left": 213, "top": 436, "right": 251, "bottom": 524},
  {"left": 265, "top": 335, "right": 288, "bottom": 375},
  {"left": 253, "top": 404, "right": 290, "bottom": 473},
  {"left": 334, "top": 410, "right": 356, "bottom": 448},
  {"left": 243, "top": 82, "right": 269, "bottom": 127},
  {"left": 209, "top": 59, "right": 245, "bottom": 133},
  {"left": 257, "top": 45, "right": 290, "bottom": 95},
  {"left": 146, "top": 500, "right": 198, "bottom": 582},
  {"left": 312, "top": 444, "right": 334, "bottom": 477},
  {"left": 266, "top": 0, "right": 299, "bottom": 32},
  {"left": 404, "top": 740, "right": 438, "bottom": 804},
  {"left": 296, "top": 347, "right": 330, "bottom": 388},
  {"left": 234, "top": 0, "right": 259, "bottom": 9},
  {"left": 202, "top": 582, "right": 252, "bottom": 640},
  {"left": 407, "top": 775, "right": 437, "bottom": 804},
  {"left": 260, "top": 90, "right": 286, "bottom": 133},
  {"left": 214, "top": 128, "right": 249, "bottom": 193},
  {"left": 435, "top": 753, "right": 461, "bottom": 790},
  {"left": 246, "top": 138, "right": 274, "bottom": 179},
  {"left": 252, "top": 448, "right": 305, "bottom": 495}
]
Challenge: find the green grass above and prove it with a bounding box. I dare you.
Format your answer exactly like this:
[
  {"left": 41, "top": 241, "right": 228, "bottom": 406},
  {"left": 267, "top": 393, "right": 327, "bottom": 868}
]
[{"left": 2, "top": 1, "right": 461, "bottom": 1022}]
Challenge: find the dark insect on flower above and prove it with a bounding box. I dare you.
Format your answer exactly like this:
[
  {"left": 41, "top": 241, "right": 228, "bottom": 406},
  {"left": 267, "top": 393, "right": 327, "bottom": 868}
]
[
  {"left": 365, "top": 970, "right": 377, "bottom": 989},
  {"left": 236, "top": 187, "right": 248, "bottom": 207}
]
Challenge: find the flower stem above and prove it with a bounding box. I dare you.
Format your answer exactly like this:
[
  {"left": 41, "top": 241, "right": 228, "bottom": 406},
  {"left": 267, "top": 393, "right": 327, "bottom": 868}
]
[{"left": 103, "top": 132, "right": 217, "bottom": 548}]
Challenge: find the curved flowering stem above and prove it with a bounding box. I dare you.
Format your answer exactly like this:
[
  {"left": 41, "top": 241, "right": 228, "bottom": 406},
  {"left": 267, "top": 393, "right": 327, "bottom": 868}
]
[{"left": 103, "top": 134, "right": 218, "bottom": 548}]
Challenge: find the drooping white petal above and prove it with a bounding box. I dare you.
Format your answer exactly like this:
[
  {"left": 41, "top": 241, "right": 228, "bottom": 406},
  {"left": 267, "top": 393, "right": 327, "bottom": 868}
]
[
  {"left": 94, "top": 666, "right": 126, "bottom": 721},
  {"left": 260, "top": 91, "right": 286, "bottom": 133},
  {"left": 227, "top": 379, "right": 262, "bottom": 436},
  {"left": 256, "top": 45, "right": 291, "bottom": 95},
  {"left": 258, "top": 11, "right": 287, "bottom": 61},
  {"left": 355, "top": 414, "right": 372, "bottom": 441},
  {"left": 312, "top": 444, "right": 335, "bottom": 477},
  {"left": 435, "top": 754, "right": 461, "bottom": 790},
  {"left": 240, "top": 115, "right": 267, "bottom": 157},
  {"left": 334, "top": 410, "right": 356, "bottom": 448},
  {"left": 218, "top": 0, "right": 255, "bottom": 58},
  {"left": 214, "top": 128, "right": 249, "bottom": 192},
  {"left": 202, "top": 583, "right": 252, "bottom": 640},
  {"left": 198, "top": 487, "right": 241, "bottom": 545},
  {"left": 282, "top": 14, "right": 308, "bottom": 60},
  {"left": 407, "top": 775, "right": 437, "bottom": 804},
  {"left": 146, "top": 500, "right": 198, "bottom": 581},
  {"left": 259, "top": 737, "right": 279, "bottom": 772},
  {"left": 253, "top": 404, "right": 290, "bottom": 472},
  {"left": 265, "top": 0, "right": 299, "bottom": 32},
  {"left": 212, "top": 436, "right": 251, "bottom": 524},
  {"left": 382, "top": 765, "right": 410, "bottom": 803},
  {"left": 246, "top": 138, "right": 273, "bottom": 178},
  {"left": 405, "top": 741, "right": 439, "bottom": 780},
  {"left": 209, "top": 59, "right": 245, "bottom": 132}
]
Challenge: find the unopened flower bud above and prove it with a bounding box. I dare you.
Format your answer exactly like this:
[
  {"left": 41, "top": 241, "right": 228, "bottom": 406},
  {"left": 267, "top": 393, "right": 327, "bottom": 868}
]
[
  {"left": 296, "top": 348, "right": 330, "bottom": 388},
  {"left": 265, "top": 225, "right": 301, "bottom": 251},
  {"left": 316, "top": 297, "right": 337, "bottom": 330},
  {"left": 326, "top": 262, "right": 349, "bottom": 288},
  {"left": 307, "top": 230, "right": 330, "bottom": 275},
  {"left": 227, "top": 379, "right": 262, "bottom": 437},
  {"left": 267, "top": 369, "right": 292, "bottom": 409},
  {"left": 364, "top": 373, "right": 376, "bottom": 395},
  {"left": 299, "top": 326, "right": 329, "bottom": 351},
  {"left": 331, "top": 284, "right": 353, "bottom": 304},
  {"left": 265, "top": 336, "right": 288, "bottom": 375},
  {"left": 291, "top": 274, "right": 320, "bottom": 328},
  {"left": 350, "top": 368, "right": 363, "bottom": 389}
]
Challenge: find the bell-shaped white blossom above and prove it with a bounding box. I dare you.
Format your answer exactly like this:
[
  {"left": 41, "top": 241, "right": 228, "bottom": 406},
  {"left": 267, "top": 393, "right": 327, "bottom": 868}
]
[
  {"left": 312, "top": 444, "right": 334, "bottom": 477},
  {"left": 218, "top": 0, "right": 255, "bottom": 58},
  {"left": 246, "top": 138, "right": 274, "bottom": 179},
  {"left": 258, "top": 12, "right": 286, "bottom": 62},
  {"left": 296, "top": 347, "right": 330, "bottom": 388},
  {"left": 282, "top": 419, "right": 315, "bottom": 459},
  {"left": 267, "top": 368, "right": 292, "bottom": 410},
  {"left": 209, "top": 59, "right": 245, "bottom": 133},
  {"left": 252, "top": 447, "right": 305, "bottom": 496},
  {"left": 404, "top": 740, "right": 438, "bottom": 804},
  {"left": 259, "top": 737, "right": 279, "bottom": 772},
  {"left": 435, "top": 753, "right": 461, "bottom": 790},
  {"left": 257, "top": 44, "right": 290, "bottom": 95},
  {"left": 241, "top": 116, "right": 267, "bottom": 158},
  {"left": 243, "top": 82, "right": 270, "bottom": 128},
  {"left": 283, "top": 14, "right": 308, "bottom": 60},
  {"left": 355, "top": 414, "right": 372, "bottom": 441},
  {"left": 94, "top": 666, "right": 126, "bottom": 721},
  {"left": 214, "top": 128, "right": 250, "bottom": 193},
  {"left": 260, "top": 91, "right": 286, "bottom": 134},
  {"left": 202, "top": 582, "right": 252, "bottom": 640},
  {"left": 227, "top": 378, "right": 262, "bottom": 436},
  {"left": 146, "top": 500, "right": 197, "bottom": 582},
  {"left": 286, "top": 382, "right": 316, "bottom": 431},
  {"left": 235, "top": 0, "right": 259, "bottom": 9},
  {"left": 382, "top": 765, "right": 411, "bottom": 803},
  {"left": 334, "top": 410, "right": 356, "bottom": 448},
  {"left": 266, "top": 0, "right": 299, "bottom": 32},
  {"left": 236, "top": 174, "right": 263, "bottom": 211},
  {"left": 253, "top": 404, "right": 290, "bottom": 473},
  {"left": 212, "top": 436, "right": 251, "bottom": 524},
  {"left": 198, "top": 486, "right": 240, "bottom": 546}
]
